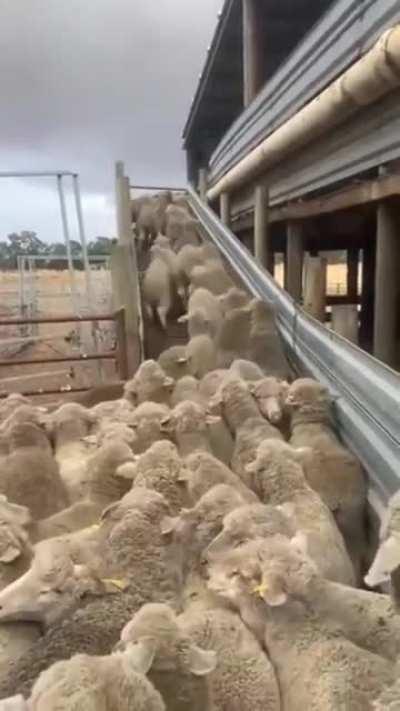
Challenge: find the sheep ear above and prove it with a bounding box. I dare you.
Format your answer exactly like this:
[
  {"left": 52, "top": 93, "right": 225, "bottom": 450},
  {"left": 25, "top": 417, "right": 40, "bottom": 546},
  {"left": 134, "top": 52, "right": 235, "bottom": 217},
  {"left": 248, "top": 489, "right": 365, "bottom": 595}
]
[
  {"left": 177, "top": 314, "right": 189, "bottom": 323},
  {"left": 247, "top": 382, "right": 256, "bottom": 394},
  {"left": 160, "top": 516, "right": 178, "bottom": 535},
  {"left": 126, "top": 637, "right": 157, "bottom": 675},
  {"left": 254, "top": 579, "right": 288, "bottom": 607},
  {"left": 177, "top": 468, "right": 190, "bottom": 483},
  {"left": 364, "top": 536, "right": 400, "bottom": 588},
  {"left": 100, "top": 501, "right": 119, "bottom": 522},
  {"left": 294, "top": 447, "right": 313, "bottom": 461},
  {"left": 82, "top": 434, "right": 98, "bottom": 446},
  {"left": 163, "top": 377, "right": 175, "bottom": 389},
  {"left": 115, "top": 462, "right": 138, "bottom": 480},
  {"left": 178, "top": 357, "right": 188, "bottom": 364},
  {"left": 0, "top": 544, "right": 21, "bottom": 564},
  {"left": 187, "top": 645, "right": 217, "bottom": 676}
]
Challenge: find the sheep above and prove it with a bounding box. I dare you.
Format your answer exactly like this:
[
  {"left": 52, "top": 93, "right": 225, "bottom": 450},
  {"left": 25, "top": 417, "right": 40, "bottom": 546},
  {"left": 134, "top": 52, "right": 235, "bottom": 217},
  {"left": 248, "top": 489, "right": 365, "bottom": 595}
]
[
  {"left": 198, "top": 369, "right": 229, "bottom": 401},
  {"left": 208, "top": 376, "right": 260, "bottom": 432},
  {"left": 159, "top": 401, "right": 213, "bottom": 457},
  {"left": 0, "top": 404, "right": 47, "bottom": 433},
  {"left": 287, "top": 377, "right": 367, "bottom": 579},
  {"left": 116, "top": 603, "right": 216, "bottom": 711},
  {"left": 136, "top": 192, "right": 172, "bottom": 251},
  {"left": 143, "top": 250, "right": 175, "bottom": 329},
  {"left": 186, "top": 334, "right": 218, "bottom": 378},
  {"left": 373, "top": 669, "right": 400, "bottom": 710},
  {"left": 127, "top": 401, "right": 173, "bottom": 454},
  {"left": 90, "top": 397, "right": 135, "bottom": 422},
  {"left": 27, "top": 647, "right": 166, "bottom": 711},
  {"left": 207, "top": 536, "right": 396, "bottom": 711},
  {"left": 218, "top": 287, "right": 250, "bottom": 315},
  {"left": 217, "top": 306, "right": 253, "bottom": 366},
  {"left": 166, "top": 204, "right": 199, "bottom": 251},
  {"left": 206, "top": 502, "right": 295, "bottom": 560},
  {"left": 90, "top": 421, "right": 137, "bottom": 449},
  {"left": 33, "top": 439, "right": 134, "bottom": 540},
  {"left": 189, "top": 261, "right": 233, "bottom": 295},
  {"left": 124, "top": 360, "right": 174, "bottom": 406},
  {"left": 229, "top": 359, "right": 265, "bottom": 382},
  {"left": 0, "top": 423, "right": 69, "bottom": 521},
  {"left": 47, "top": 402, "right": 96, "bottom": 501},
  {"left": 231, "top": 417, "right": 283, "bottom": 486},
  {"left": 0, "top": 394, "right": 31, "bottom": 426},
  {"left": 249, "top": 299, "right": 291, "bottom": 377},
  {"left": 179, "top": 602, "right": 281, "bottom": 711},
  {"left": 183, "top": 451, "right": 257, "bottom": 504},
  {"left": 245, "top": 439, "right": 356, "bottom": 585},
  {"left": 249, "top": 377, "right": 289, "bottom": 426},
  {"left": 116, "top": 440, "right": 191, "bottom": 516},
  {"left": 158, "top": 346, "right": 191, "bottom": 381},
  {"left": 179, "top": 288, "right": 223, "bottom": 339},
  {"left": 0, "top": 490, "right": 182, "bottom": 697},
  {"left": 160, "top": 484, "right": 251, "bottom": 580},
  {"left": 175, "top": 245, "right": 204, "bottom": 300},
  {"left": 365, "top": 489, "right": 400, "bottom": 608},
  {"left": 170, "top": 376, "right": 205, "bottom": 408},
  {"left": 0, "top": 497, "right": 41, "bottom": 674}
]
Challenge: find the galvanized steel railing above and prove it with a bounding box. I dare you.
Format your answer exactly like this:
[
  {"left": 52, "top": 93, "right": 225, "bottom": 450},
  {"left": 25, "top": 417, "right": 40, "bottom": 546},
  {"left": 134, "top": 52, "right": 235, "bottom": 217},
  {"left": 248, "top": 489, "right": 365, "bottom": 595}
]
[{"left": 188, "top": 186, "right": 400, "bottom": 508}]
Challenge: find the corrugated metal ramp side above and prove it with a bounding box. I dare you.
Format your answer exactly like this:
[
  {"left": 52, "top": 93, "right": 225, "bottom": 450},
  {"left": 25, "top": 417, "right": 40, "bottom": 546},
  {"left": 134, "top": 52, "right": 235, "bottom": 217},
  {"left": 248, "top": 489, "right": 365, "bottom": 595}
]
[{"left": 187, "top": 187, "right": 400, "bottom": 512}]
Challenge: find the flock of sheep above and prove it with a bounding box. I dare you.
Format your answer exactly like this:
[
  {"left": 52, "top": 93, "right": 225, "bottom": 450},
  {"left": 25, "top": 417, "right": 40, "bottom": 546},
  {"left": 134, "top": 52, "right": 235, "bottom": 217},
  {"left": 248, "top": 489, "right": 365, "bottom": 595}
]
[{"left": 0, "top": 196, "right": 398, "bottom": 709}]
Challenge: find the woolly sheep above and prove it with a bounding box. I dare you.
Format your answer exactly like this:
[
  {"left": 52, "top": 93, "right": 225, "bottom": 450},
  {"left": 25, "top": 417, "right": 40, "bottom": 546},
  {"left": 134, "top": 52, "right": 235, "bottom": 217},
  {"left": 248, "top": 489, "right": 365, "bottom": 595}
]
[
  {"left": 0, "top": 423, "right": 69, "bottom": 521},
  {"left": 198, "top": 369, "right": 229, "bottom": 401},
  {"left": 186, "top": 334, "right": 218, "bottom": 378},
  {"left": 48, "top": 402, "right": 96, "bottom": 501},
  {"left": 208, "top": 536, "right": 396, "bottom": 711},
  {"left": 90, "top": 397, "right": 135, "bottom": 422},
  {"left": 189, "top": 261, "right": 233, "bottom": 295},
  {"left": 248, "top": 299, "right": 290, "bottom": 377},
  {"left": 158, "top": 346, "right": 191, "bottom": 381},
  {"left": 175, "top": 245, "right": 204, "bottom": 301},
  {"left": 245, "top": 439, "right": 355, "bottom": 585},
  {"left": 116, "top": 440, "right": 191, "bottom": 515},
  {"left": 170, "top": 376, "right": 205, "bottom": 408},
  {"left": 231, "top": 417, "right": 283, "bottom": 486},
  {"left": 229, "top": 359, "right": 265, "bottom": 382},
  {"left": 287, "top": 377, "right": 367, "bottom": 579},
  {"left": 209, "top": 377, "right": 261, "bottom": 433},
  {"left": 117, "top": 603, "right": 216, "bottom": 711},
  {"left": 249, "top": 377, "right": 289, "bottom": 426},
  {"left": 160, "top": 484, "right": 250, "bottom": 580},
  {"left": 218, "top": 287, "right": 250, "bottom": 314},
  {"left": 179, "top": 603, "right": 280, "bottom": 711},
  {"left": 124, "top": 360, "right": 174, "bottom": 406},
  {"left": 0, "top": 404, "right": 47, "bottom": 434},
  {"left": 365, "top": 489, "right": 400, "bottom": 607},
  {"left": 136, "top": 192, "right": 172, "bottom": 251},
  {"left": 0, "top": 490, "right": 182, "bottom": 697},
  {"left": 159, "top": 401, "right": 214, "bottom": 457},
  {"left": 179, "top": 288, "right": 223, "bottom": 339},
  {"left": 33, "top": 439, "right": 134, "bottom": 540},
  {"left": 27, "top": 647, "right": 166, "bottom": 711},
  {"left": 166, "top": 204, "right": 199, "bottom": 251},
  {"left": 206, "top": 502, "right": 295, "bottom": 560},
  {"left": 217, "top": 306, "right": 252, "bottom": 366},
  {"left": 143, "top": 251, "right": 175, "bottom": 329},
  {"left": 184, "top": 451, "right": 257, "bottom": 505},
  {"left": 127, "top": 401, "right": 172, "bottom": 454}
]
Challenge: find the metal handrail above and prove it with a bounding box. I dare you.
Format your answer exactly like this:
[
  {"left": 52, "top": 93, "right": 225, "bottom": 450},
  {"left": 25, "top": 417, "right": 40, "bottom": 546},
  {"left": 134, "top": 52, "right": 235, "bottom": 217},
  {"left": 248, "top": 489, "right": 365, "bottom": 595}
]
[{"left": 188, "top": 186, "right": 400, "bottom": 507}]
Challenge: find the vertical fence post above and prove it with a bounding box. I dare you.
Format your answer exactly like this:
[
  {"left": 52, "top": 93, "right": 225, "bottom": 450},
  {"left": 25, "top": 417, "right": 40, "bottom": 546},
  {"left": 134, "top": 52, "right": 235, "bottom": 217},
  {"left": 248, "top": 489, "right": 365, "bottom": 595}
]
[
  {"left": 303, "top": 256, "right": 327, "bottom": 322},
  {"left": 114, "top": 307, "right": 129, "bottom": 381}
]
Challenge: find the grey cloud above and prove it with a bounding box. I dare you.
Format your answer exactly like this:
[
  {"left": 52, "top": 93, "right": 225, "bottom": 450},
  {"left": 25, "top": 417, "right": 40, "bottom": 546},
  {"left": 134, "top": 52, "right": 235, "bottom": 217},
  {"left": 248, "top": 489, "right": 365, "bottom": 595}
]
[{"left": 0, "top": 0, "right": 223, "bottom": 241}]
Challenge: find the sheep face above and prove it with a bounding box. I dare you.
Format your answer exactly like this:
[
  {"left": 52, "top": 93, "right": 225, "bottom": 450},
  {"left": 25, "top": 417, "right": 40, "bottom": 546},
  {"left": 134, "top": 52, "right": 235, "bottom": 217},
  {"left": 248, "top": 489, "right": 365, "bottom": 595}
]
[
  {"left": 124, "top": 361, "right": 175, "bottom": 406},
  {"left": 206, "top": 504, "right": 294, "bottom": 561},
  {"left": 250, "top": 378, "right": 289, "bottom": 425},
  {"left": 0, "top": 497, "right": 32, "bottom": 565},
  {"left": 365, "top": 534, "right": 400, "bottom": 589},
  {"left": 286, "top": 378, "right": 331, "bottom": 416},
  {"left": 7, "top": 423, "right": 51, "bottom": 453},
  {"left": 158, "top": 347, "right": 190, "bottom": 380},
  {"left": 0, "top": 540, "right": 107, "bottom": 626},
  {"left": 208, "top": 535, "right": 319, "bottom": 610}
]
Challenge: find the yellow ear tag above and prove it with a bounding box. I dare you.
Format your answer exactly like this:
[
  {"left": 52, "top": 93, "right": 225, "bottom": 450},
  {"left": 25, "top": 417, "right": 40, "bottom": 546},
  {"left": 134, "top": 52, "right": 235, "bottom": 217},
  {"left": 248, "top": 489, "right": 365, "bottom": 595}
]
[
  {"left": 101, "top": 578, "right": 128, "bottom": 591},
  {"left": 252, "top": 582, "right": 269, "bottom": 598}
]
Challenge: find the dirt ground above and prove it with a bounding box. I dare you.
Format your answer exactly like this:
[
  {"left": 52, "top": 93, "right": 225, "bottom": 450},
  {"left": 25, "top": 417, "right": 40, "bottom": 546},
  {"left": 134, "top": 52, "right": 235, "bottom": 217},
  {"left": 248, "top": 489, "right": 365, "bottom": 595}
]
[{"left": 0, "top": 269, "right": 117, "bottom": 403}]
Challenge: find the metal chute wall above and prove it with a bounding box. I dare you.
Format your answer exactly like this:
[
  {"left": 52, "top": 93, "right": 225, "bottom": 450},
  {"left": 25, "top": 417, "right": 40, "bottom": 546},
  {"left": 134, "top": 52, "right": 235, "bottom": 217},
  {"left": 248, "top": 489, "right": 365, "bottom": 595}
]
[{"left": 188, "top": 187, "right": 400, "bottom": 507}]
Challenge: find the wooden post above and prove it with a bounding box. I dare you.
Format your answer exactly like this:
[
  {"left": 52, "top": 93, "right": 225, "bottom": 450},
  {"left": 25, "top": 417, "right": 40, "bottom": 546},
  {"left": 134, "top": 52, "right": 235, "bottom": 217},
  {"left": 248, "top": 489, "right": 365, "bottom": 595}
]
[
  {"left": 254, "top": 184, "right": 273, "bottom": 271},
  {"left": 373, "top": 201, "right": 400, "bottom": 366},
  {"left": 199, "top": 168, "right": 208, "bottom": 202},
  {"left": 242, "top": 0, "right": 263, "bottom": 106},
  {"left": 115, "top": 162, "right": 132, "bottom": 246},
  {"left": 303, "top": 256, "right": 327, "bottom": 322},
  {"left": 360, "top": 238, "right": 376, "bottom": 351},
  {"left": 286, "top": 221, "right": 304, "bottom": 301},
  {"left": 331, "top": 305, "right": 359, "bottom": 344},
  {"left": 347, "top": 247, "right": 359, "bottom": 301},
  {"left": 114, "top": 307, "right": 129, "bottom": 381},
  {"left": 220, "top": 192, "right": 231, "bottom": 226},
  {"left": 110, "top": 244, "right": 142, "bottom": 378}
]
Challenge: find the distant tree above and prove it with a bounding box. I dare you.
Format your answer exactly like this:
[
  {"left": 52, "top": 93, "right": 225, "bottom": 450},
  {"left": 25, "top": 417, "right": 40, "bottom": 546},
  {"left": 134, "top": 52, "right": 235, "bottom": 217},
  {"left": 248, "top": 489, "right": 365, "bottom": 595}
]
[{"left": 88, "top": 236, "right": 114, "bottom": 255}]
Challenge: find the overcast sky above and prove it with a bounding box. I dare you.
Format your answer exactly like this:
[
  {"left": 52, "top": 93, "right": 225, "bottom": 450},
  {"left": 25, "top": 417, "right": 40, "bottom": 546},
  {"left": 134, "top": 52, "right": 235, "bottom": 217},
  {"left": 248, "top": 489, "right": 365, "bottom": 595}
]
[{"left": 0, "top": 0, "right": 222, "bottom": 243}]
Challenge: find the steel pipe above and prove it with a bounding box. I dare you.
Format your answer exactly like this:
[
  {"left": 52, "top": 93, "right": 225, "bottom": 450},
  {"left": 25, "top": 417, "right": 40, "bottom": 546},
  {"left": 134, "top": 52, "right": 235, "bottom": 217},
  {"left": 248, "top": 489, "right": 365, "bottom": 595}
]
[{"left": 207, "top": 26, "right": 400, "bottom": 201}]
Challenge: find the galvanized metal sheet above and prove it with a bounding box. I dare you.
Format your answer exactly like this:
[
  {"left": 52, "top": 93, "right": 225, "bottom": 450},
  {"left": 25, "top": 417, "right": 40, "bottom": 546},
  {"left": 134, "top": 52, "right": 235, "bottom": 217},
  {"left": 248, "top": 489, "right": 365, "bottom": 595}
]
[
  {"left": 188, "top": 187, "right": 400, "bottom": 506},
  {"left": 208, "top": 0, "right": 400, "bottom": 185}
]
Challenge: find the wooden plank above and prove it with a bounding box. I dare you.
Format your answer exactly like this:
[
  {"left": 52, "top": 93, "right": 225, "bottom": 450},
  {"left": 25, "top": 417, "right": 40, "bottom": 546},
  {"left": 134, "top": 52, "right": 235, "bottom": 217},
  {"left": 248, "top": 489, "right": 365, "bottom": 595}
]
[{"left": 268, "top": 175, "right": 400, "bottom": 223}]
